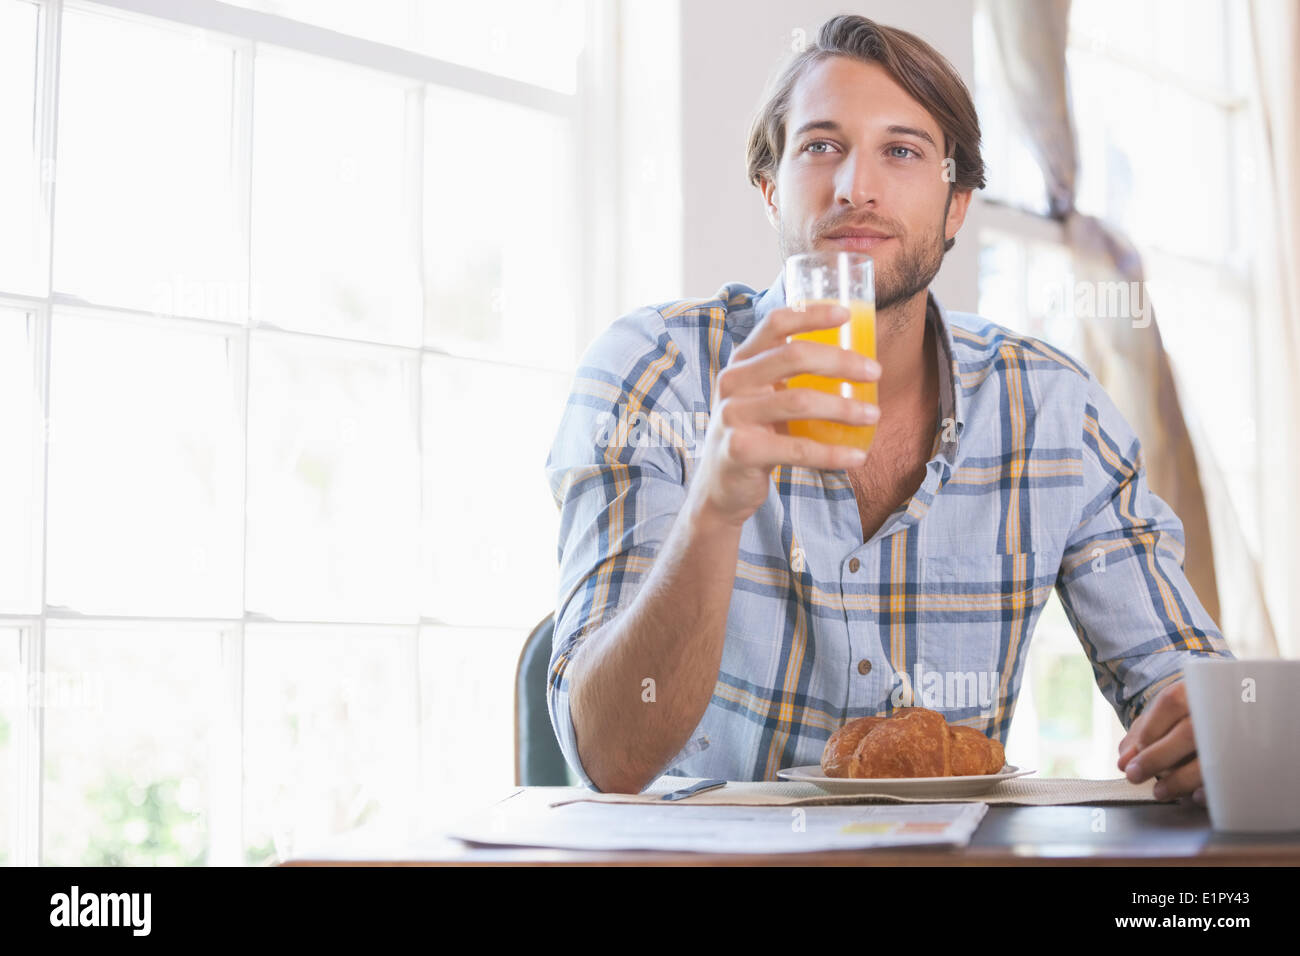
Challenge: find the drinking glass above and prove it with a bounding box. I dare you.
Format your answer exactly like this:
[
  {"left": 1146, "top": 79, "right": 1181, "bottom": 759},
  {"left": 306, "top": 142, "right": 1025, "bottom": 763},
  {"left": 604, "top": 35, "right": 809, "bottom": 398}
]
[{"left": 783, "top": 251, "right": 877, "bottom": 450}]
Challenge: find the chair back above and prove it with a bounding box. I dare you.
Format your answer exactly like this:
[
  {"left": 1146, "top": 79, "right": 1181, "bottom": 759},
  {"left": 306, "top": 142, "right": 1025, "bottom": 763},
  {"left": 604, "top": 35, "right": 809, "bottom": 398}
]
[{"left": 514, "top": 613, "right": 573, "bottom": 786}]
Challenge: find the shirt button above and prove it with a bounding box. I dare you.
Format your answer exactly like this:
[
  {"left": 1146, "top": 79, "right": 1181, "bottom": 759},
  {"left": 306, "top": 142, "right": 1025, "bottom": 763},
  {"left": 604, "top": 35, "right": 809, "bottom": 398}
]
[
  {"left": 857, "top": 659, "right": 872, "bottom": 675},
  {"left": 848, "top": 558, "right": 860, "bottom": 573}
]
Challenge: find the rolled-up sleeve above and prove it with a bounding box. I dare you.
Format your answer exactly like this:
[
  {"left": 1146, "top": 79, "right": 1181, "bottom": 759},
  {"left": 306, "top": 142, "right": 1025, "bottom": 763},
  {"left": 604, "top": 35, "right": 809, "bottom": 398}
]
[
  {"left": 543, "top": 306, "right": 695, "bottom": 790},
  {"left": 1055, "top": 372, "right": 1235, "bottom": 731}
]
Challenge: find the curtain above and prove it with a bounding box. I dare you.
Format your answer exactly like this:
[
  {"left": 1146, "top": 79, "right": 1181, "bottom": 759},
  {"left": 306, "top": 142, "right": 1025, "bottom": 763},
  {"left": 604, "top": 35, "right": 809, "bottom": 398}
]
[
  {"left": 1245, "top": 0, "right": 1300, "bottom": 655},
  {"left": 982, "top": 0, "right": 1285, "bottom": 654}
]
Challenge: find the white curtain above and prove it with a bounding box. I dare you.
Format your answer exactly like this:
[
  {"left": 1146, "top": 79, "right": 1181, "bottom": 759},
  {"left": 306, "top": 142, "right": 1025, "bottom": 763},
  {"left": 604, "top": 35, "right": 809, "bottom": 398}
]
[
  {"left": 983, "top": 0, "right": 1288, "bottom": 654},
  {"left": 1245, "top": 0, "right": 1300, "bottom": 655}
]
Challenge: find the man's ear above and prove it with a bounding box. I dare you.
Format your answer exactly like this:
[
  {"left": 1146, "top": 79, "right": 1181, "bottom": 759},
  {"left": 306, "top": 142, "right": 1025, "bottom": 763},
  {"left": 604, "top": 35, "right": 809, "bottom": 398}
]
[
  {"left": 760, "top": 176, "right": 779, "bottom": 229},
  {"left": 945, "top": 187, "right": 973, "bottom": 243}
]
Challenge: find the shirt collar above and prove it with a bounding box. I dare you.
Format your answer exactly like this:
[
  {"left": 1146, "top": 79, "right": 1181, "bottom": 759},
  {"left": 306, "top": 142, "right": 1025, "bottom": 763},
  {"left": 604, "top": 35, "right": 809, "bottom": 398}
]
[{"left": 742, "top": 269, "right": 966, "bottom": 461}]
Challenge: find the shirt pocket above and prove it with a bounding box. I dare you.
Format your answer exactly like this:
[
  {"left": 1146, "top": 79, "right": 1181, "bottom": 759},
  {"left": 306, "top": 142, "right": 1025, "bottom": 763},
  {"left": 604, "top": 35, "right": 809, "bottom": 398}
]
[{"left": 911, "top": 550, "right": 1052, "bottom": 723}]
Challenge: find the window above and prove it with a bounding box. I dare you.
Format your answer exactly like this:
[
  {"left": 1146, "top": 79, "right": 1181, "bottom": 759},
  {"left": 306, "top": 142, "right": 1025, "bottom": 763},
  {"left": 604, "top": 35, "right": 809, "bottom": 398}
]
[
  {"left": 1, "top": 0, "right": 591, "bottom": 865},
  {"left": 975, "top": 0, "right": 1256, "bottom": 776}
]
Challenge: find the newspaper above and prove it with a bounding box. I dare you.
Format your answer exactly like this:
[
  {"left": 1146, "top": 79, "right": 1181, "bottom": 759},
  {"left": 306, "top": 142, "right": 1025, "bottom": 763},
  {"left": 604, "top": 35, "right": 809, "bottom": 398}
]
[{"left": 448, "top": 800, "right": 988, "bottom": 853}]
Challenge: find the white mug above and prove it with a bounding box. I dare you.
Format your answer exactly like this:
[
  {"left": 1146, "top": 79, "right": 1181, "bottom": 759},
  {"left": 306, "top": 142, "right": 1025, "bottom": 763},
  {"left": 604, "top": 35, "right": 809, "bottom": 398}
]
[{"left": 1183, "top": 658, "right": 1300, "bottom": 832}]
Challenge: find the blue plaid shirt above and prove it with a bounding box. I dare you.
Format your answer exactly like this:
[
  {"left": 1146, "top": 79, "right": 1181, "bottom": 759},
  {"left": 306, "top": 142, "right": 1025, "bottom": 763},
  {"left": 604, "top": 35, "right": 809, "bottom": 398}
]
[{"left": 545, "top": 270, "right": 1234, "bottom": 791}]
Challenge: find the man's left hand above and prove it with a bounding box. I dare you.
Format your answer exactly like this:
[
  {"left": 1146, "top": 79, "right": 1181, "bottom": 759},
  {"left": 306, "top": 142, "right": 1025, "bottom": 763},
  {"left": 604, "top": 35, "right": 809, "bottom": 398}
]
[{"left": 1117, "top": 680, "right": 1207, "bottom": 806}]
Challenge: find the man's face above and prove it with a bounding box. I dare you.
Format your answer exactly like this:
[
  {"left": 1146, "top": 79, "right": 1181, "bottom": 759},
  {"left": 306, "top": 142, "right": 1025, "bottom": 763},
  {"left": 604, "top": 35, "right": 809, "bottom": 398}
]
[{"left": 761, "top": 56, "right": 971, "bottom": 315}]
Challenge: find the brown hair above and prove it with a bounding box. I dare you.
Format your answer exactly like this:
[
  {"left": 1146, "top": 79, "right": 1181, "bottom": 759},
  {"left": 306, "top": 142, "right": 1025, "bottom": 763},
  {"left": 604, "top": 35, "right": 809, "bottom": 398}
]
[{"left": 745, "top": 15, "right": 986, "bottom": 251}]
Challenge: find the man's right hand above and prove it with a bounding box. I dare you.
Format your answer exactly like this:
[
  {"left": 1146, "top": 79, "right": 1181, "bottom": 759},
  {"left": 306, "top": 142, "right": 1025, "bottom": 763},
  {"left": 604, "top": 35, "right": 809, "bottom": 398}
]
[{"left": 689, "top": 302, "right": 882, "bottom": 527}]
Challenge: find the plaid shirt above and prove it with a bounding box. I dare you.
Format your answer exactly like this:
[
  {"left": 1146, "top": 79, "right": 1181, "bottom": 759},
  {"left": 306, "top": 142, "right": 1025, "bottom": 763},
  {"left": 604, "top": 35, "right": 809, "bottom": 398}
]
[{"left": 545, "top": 269, "right": 1234, "bottom": 790}]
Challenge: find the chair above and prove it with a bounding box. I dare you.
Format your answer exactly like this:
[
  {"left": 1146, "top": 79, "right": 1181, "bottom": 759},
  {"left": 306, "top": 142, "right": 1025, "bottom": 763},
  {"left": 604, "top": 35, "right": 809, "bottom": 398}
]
[{"left": 514, "top": 613, "right": 576, "bottom": 786}]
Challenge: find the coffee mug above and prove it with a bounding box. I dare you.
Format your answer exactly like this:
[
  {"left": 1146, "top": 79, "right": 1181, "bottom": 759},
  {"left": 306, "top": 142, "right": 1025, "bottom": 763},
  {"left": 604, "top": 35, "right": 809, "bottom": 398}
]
[{"left": 1183, "top": 657, "right": 1300, "bottom": 832}]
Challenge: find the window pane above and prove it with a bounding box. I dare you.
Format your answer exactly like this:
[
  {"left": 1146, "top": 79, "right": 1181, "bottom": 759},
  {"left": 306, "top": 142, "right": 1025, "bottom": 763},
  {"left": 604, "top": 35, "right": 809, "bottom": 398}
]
[
  {"left": 42, "top": 622, "right": 221, "bottom": 866},
  {"left": 230, "top": 0, "right": 417, "bottom": 51},
  {"left": 972, "top": 2, "right": 1050, "bottom": 216},
  {"left": 243, "top": 625, "right": 418, "bottom": 864},
  {"left": 228, "top": 0, "right": 586, "bottom": 94},
  {"left": 0, "top": 0, "right": 41, "bottom": 295},
  {"left": 977, "top": 232, "right": 1027, "bottom": 332},
  {"left": 0, "top": 627, "right": 19, "bottom": 866},
  {"left": 246, "top": 333, "right": 420, "bottom": 622},
  {"left": 54, "top": 8, "right": 242, "bottom": 318},
  {"left": 1004, "top": 594, "right": 1126, "bottom": 778},
  {"left": 251, "top": 50, "right": 421, "bottom": 345},
  {"left": 413, "top": 1, "right": 585, "bottom": 95},
  {"left": 424, "top": 87, "right": 579, "bottom": 369},
  {"left": 1069, "top": 0, "right": 1228, "bottom": 94},
  {"left": 0, "top": 310, "right": 41, "bottom": 613},
  {"left": 1024, "top": 241, "right": 1080, "bottom": 354},
  {"left": 419, "top": 624, "right": 522, "bottom": 823},
  {"left": 421, "top": 355, "right": 569, "bottom": 626},
  {"left": 978, "top": 231, "right": 1083, "bottom": 356},
  {"left": 1069, "top": 47, "right": 1231, "bottom": 264},
  {"left": 45, "top": 313, "right": 244, "bottom": 617}
]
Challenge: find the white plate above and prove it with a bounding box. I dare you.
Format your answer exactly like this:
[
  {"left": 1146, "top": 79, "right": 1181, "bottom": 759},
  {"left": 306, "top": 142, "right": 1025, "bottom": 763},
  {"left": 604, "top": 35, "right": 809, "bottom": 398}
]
[{"left": 777, "top": 764, "right": 1036, "bottom": 797}]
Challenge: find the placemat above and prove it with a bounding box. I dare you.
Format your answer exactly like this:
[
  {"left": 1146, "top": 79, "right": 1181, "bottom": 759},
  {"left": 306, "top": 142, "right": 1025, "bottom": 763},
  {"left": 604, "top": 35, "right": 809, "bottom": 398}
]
[{"left": 547, "top": 774, "right": 1163, "bottom": 808}]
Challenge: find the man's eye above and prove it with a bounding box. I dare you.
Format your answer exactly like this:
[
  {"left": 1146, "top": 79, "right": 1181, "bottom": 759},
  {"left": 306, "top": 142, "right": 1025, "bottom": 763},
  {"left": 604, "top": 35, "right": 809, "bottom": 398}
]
[
  {"left": 889, "top": 145, "right": 920, "bottom": 159},
  {"left": 803, "top": 141, "right": 834, "bottom": 154}
]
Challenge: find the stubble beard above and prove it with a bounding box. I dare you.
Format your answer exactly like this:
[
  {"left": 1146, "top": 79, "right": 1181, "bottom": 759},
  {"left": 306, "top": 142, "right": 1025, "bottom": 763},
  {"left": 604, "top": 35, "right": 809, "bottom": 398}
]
[{"left": 778, "top": 208, "right": 949, "bottom": 331}]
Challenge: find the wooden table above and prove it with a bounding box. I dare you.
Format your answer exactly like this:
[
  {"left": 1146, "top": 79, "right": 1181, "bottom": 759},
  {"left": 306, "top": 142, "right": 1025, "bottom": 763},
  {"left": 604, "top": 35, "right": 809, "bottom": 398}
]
[{"left": 282, "top": 786, "right": 1300, "bottom": 866}]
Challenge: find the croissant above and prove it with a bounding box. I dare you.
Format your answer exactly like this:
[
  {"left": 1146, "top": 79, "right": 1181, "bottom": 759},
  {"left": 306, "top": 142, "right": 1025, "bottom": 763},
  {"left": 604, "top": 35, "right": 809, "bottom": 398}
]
[{"left": 820, "top": 707, "right": 1005, "bottom": 778}]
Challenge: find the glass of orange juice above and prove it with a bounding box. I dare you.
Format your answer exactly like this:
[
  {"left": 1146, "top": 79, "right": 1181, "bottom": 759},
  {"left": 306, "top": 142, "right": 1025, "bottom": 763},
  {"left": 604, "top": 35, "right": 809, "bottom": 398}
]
[{"left": 783, "top": 250, "right": 877, "bottom": 451}]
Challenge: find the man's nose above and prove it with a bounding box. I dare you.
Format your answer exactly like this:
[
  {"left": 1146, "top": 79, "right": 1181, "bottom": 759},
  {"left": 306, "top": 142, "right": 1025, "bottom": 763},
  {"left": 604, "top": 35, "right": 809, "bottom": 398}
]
[{"left": 834, "top": 151, "right": 880, "bottom": 207}]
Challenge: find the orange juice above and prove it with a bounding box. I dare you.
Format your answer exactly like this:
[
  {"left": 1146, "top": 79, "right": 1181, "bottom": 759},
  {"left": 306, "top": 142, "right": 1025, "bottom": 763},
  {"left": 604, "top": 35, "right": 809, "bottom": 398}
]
[{"left": 785, "top": 298, "right": 877, "bottom": 450}]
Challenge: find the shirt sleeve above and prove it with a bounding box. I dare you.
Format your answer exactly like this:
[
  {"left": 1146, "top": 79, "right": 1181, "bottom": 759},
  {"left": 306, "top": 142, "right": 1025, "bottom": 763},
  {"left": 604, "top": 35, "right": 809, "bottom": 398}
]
[
  {"left": 543, "top": 305, "right": 696, "bottom": 790},
  {"left": 1054, "top": 370, "right": 1235, "bottom": 731}
]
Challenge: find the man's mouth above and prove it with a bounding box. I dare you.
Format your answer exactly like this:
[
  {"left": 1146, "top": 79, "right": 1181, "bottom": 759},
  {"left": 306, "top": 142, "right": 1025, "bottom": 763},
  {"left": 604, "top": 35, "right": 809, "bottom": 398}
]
[
  {"left": 821, "top": 226, "right": 894, "bottom": 251},
  {"left": 824, "top": 234, "right": 893, "bottom": 251}
]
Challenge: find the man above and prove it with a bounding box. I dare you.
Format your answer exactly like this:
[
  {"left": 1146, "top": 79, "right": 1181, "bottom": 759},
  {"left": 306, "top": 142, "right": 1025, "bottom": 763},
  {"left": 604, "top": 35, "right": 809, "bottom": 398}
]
[{"left": 544, "top": 15, "right": 1233, "bottom": 796}]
